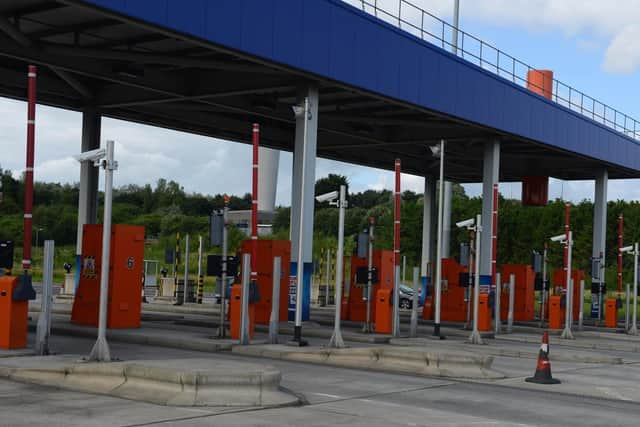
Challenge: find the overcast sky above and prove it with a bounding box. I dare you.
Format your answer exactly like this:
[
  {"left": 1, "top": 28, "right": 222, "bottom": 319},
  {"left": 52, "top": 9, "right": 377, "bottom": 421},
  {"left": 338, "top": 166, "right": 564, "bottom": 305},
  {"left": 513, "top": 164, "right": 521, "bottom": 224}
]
[{"left": 1, "top": 0, "right": 639, "bottom": 205}]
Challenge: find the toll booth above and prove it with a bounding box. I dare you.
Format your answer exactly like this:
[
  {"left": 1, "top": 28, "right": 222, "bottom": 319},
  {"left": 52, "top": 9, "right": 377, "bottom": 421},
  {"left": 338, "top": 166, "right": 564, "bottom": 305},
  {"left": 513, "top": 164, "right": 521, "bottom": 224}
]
[
  {"left": 552, "top": 269, "right": 585, "bottom": 321},
  {"left": 234, "top": 239, "right": 290, "bottom": 324},
  {"left": 499, "top": 264, "right": 536, "bottom": 322},
  {"left": 347, "top": 250, "right": 394, "bottom": 322},
  {"left": 421, "top": 259, "right": 469, "bottom": 322},
  {"left": 71, "top": 224, "right": 145, "bottom": 329}
]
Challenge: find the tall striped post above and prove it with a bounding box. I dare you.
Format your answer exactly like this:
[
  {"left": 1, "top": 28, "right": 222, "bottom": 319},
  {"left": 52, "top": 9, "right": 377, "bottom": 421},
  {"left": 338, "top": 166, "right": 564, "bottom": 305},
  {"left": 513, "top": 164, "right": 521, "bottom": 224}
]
[
  {"left": 23, "top": 65, "right": 37, "bottom": 272},
  {"left": 197, "top": 235, "right": 204, "bottom": 304},
  {"left": 618, "top": 214, "right": 624, "bottom": 295},
  {"left": 251, "top": 123, "right": 259, "bottom": 290},
  {"left": 564, "top": 203, "right": 570, "bottom": 280}
]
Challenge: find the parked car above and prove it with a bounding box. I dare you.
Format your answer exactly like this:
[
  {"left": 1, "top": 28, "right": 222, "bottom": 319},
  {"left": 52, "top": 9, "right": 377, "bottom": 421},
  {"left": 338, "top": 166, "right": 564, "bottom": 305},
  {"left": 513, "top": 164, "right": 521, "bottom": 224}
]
[{"left": 399, "top": 284, "right": 421, "bottom": 309}]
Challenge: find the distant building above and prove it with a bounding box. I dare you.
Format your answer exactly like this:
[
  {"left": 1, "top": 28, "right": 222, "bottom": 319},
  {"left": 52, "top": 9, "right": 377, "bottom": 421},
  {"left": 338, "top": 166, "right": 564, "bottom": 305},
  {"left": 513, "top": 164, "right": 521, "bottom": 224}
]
[{"left": 227, "top": 210, "right": 276, "bottom": 236}]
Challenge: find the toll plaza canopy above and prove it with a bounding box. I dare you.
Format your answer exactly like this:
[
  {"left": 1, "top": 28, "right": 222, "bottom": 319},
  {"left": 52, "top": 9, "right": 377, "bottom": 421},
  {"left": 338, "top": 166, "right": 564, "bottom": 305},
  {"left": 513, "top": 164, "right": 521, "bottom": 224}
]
[{"left": 1, "top": 0, "right": 639, "bottom": 182}]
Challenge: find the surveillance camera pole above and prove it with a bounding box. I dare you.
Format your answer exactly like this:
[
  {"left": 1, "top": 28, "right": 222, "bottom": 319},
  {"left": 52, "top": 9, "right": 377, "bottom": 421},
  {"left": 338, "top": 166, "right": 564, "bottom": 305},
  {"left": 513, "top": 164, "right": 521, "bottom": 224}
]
[
  {"left": 328, "top": 185, "right": 347, "bottom": 348},
  {"left": 89, "top": 139, "right": 117, "bottom": 362},
  {"left": 469, "top": 214, "right": 483, "bottom": 345},
  {"left": 217, "top": 196, "right": 229, "bottom": 338},
  {"left": 560, "top": 231, "right": 574, "bottom": 339},
  {"left": 630, "top": 243, "right": 638, "bottom": 336},
  {"left": 540, "top": 244, "right": 548, "bottom": 328},
  {"left": 434, "top": 140, "right": 445, "bottom": 338}
]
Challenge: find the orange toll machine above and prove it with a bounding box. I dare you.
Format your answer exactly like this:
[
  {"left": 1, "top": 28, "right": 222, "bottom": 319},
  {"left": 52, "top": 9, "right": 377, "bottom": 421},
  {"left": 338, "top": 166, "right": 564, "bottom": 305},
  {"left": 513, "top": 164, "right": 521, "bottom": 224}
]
[
  {"left": 552, "top": 269, "right": 585, "bottom": 321},
  {"left": 422, "top": 258, "right": 469, "bottom": 322},
  {"left": 71, "top": 224, "right": 145, "bottom": 329},
  {"left": 499, "top": 264, "right": 536, "bottom": 322},
  {"left": 0, "top": 276, "right": 30, "bottom": 349},
  {"left": 347, "top": 250, "right": 394, "bottom": 322},
  {"left": 233, "top": 240, "right": 290, "bottom": 324}
]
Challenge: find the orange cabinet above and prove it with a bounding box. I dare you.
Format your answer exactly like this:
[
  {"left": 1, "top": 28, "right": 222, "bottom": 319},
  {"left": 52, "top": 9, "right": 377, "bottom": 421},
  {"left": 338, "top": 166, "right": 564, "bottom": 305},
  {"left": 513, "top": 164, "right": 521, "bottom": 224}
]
[
  {"left": 229, "top": 284, "right": 255, "bottom": 339},
  {"left": 0, "top": 277, "right": 28, "bottom": 349},
  {"left": 348, "top": 250, "right": 394, "bottom": 322},
  {"left": 71, "top": 224, "right": 145, "bottom": 329},
  {"left": 375, "top": 288, "right": 393, "bottom": 334}
]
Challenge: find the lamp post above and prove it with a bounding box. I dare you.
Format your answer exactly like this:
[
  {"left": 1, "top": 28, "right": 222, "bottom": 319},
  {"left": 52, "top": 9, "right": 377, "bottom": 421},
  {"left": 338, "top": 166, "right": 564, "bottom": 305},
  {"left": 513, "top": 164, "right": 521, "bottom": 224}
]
[{"left": 431, "top": 141, "right": 445, "bottom": 338}]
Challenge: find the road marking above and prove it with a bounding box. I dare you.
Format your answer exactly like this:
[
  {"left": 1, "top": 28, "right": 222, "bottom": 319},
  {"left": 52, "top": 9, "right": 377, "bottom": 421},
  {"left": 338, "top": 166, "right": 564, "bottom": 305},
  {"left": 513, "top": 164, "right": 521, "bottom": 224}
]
[{"left": 313, "top": 392, "right": 342, "bottom": 399}]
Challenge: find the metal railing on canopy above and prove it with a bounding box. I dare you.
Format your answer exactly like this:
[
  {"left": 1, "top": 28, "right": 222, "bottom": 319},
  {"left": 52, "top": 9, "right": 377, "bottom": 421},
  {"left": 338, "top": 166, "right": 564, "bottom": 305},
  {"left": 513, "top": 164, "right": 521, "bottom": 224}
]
[{"left": 343, "top": 0, "right": 640, "bottom": 141}]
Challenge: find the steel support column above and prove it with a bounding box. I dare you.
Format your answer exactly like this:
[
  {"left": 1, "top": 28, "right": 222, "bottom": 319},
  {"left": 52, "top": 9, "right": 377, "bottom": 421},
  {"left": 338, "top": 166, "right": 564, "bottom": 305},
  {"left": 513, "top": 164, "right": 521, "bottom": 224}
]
[
  {"left": 289, "top": 86, "right": 318, "bottom": 322},
  {"left": 592, "top": 169, "right": 608, "bottom": 317},
  {"left": 480, "top": 141, "right": 500, "bottom": 277},
  {"left": 75, "top": 106, "right": 101, "bottom": 289},
  {"left": 420, "top": 175, "right": 437, "bottom": 305}
]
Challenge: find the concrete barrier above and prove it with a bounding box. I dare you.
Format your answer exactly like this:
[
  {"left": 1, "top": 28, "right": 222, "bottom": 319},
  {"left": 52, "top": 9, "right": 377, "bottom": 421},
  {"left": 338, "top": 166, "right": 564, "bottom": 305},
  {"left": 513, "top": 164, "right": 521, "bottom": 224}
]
[
  {"left": 232, "top": 345, "right": 504, "bottom": 380},
  {"left": 0, "top": 356, "right": 299, "bottom": 408}
]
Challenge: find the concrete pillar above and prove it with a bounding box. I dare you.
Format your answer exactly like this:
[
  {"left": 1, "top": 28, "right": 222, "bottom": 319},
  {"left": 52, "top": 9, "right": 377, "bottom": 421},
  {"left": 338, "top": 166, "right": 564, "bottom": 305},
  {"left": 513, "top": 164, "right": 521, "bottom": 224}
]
[
  {"left": 442, "top": 181, "right": 453, "bottom": 258},
  {"left": 289, "top": 86, "right": 318, "bottom": 321},
  {"left": 592, "top": 169, "right": 608, "bottom": 316},
  {"left": 420, "top": 175, "right": 437, "bottom": 305},
  {"left": 75, "top": 106, "right": 101, "bottom": 288},
  {"left": 258, "top": 147, "right": 279, "bottom": 213},
  {"left": 480, "top": 141, "right": 500, "bottom": 277}
]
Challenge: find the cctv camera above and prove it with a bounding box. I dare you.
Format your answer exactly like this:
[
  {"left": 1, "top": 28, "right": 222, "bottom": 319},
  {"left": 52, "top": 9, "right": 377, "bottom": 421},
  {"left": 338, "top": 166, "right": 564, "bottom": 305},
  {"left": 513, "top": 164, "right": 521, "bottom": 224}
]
[
  {"left": 621, "top": 245, "right": 634, "bottom": 253},
  {"left": 549, "top": 234, "right": 566, "bottom": 242},
  {"left": 456, "top": 218, "right": 475, "bottom": 228},
  {"left": 291, "top": 104, "right": 304, "bottom": 118},
  {"left": 74, "top": 148, "right": 106, "bottom": 164},
  {"left": 315, "top": 191, "right": 339, "bottom": 203}
]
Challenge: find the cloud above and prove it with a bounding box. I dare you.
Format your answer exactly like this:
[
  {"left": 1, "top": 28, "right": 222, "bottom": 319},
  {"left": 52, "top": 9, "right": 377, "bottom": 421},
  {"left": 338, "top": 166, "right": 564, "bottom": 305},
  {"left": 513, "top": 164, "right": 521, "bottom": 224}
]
[{"left": 603, "top": 24, "right": 640, "bottom": 74}]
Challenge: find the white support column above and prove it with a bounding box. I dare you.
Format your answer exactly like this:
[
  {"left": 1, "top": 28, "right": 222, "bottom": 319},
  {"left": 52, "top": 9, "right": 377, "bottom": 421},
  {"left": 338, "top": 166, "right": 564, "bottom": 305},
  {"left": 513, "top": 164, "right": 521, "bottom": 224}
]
[
  {"left": 480, "top": 141, "right": 500, "bottom": 277},
  {"left": 75, "top": 106, "right": 101, "bottom": 290},
  {"left": 289, "top": 86, "right": 318, "bottom": 322},
  {"left": 592, "top": 169, "right": 608, "bottom": 317},
  {"left": 420, "top": 175, "right": 437, "bottom": 305}
]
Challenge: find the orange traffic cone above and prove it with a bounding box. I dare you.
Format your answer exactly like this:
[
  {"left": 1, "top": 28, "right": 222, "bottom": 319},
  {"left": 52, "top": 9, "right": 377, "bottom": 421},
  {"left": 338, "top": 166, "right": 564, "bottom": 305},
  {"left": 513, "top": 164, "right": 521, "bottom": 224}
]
[{"left": 525, "top": 331, "right": 560, "bottom": 384}]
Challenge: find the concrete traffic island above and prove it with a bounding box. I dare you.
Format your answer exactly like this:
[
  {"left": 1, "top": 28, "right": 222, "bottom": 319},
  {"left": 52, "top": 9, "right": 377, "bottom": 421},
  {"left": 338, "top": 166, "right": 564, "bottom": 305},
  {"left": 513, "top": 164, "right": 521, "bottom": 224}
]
[
  {"left": 232, "top": 344, "right": 504, "bottom": 380},
  {"left": 0, "top": 355, "right": 299, "bottom": 408}
]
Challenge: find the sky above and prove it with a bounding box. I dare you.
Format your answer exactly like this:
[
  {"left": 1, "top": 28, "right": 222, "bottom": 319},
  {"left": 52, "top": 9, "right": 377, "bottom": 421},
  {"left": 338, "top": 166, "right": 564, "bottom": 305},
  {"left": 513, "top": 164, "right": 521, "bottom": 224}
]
[{"left": 1, "top": 0, "right": 639, "bottom": 205}]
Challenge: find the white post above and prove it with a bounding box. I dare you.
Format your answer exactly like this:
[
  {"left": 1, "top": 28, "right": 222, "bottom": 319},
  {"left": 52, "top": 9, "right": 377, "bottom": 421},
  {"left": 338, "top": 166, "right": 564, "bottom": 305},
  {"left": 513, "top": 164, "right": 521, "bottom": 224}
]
[
  {"left": 452, "top": 0, "right": 460, "bottom": 54},
  {"left": 507, "top": 273, "right": 515, "bottom": 333},
  {"left": 494, "top": 272, "right": 501, "bottom": 335},
  {"left": 239, "top": 253, "right": 251, "bottom": 345},
  {"left": 35, "top": 239, "right": 54, "bottom": 355},
  {"left": 89, "top": 139, "right": 116, "bottom": 362},
  {"left": 630, "top": 243, "right": 638, "bottom": 335},
  {"left": 328, "top": 185, "right": 346, "bottom": 348},
  {"left": 469, "top": 214, "right": 483, "bottom": 345},
  {"left": 561, "top": 231, "right": 574, "bottom": 339},
  {"left": 579, "top": 279, "right": 585, "bottom": 331},
  {"left": 409, "top": 267, "right": 419, "bottom": 338},
  {"left": 183, "top": 234, "right": 190, "bottom": 305},
  {"left": 269, "top": 256, "right": 281, "bottom": 344},
  {"left": 402, "top": 255, "right": 407, "bottom": 285},
  {"left": 197, "top": 235, "right": 203, "bottom": 301},
  {"left": 434, "top": 140, "right": 445, "bottom": 338},
  {"left": 325, "top": 249, "right": 331, "bottom": 306}
]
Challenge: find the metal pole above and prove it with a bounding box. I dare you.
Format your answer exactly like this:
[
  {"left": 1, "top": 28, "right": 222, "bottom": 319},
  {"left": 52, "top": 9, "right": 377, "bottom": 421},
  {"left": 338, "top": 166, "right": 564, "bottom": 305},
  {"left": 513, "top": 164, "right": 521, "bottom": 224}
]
[
  {"left": 325, "top": 249, "right": 331, "bottom": 306},
  {"left": 434, "top": 140, "right": 445, "bottom": 338},
  {"left": 35, "top": 240, "right": 54, "bottom": 355},
  {"left": 183, "top": 234, "right": 190, "bottom": 305},
  {"left": 630, "top": 243, "right": 638, "bottom": 335},
  {"left": 291, "top": 97, "right": 309, "bottom": 346},
  {"left": 89, "top": 139, "right": 116, "bottom": 362},
  {"left": 364, "top": 217, "right": 375, "bottom": 333},
  {"left": 392, "top": 159, "right": 401, "bottom": 338},
  {"left": 561, "top": 231, "right": 574, "bottom": 339},
  {"left": 469, "top": 214, "right": 483, "bottom": 344},
  {"left": 197, "top": 235, "right": 203, "bottom": 304},
  {"left": 328, "top": 185, "right": 346, "bottom": 348},
  {"left": 409, "top": 266, "right": 419, "bottom": 338},
  {"left": 540, "top": 245, "right": 548, "bottom": 327},
  {"left": 251, "top": 123, "right": 259, "bottom": 311},
  {"left": 452, "top": 0, "right": 460, "bottom": 55},
  {"left": 174, "top": 232, "right": 180, "bottom": 301},
  {"left": 269, "top": 256, "right": 281, "bottom": 344},
  {"left": 239, "top": 253, "right": 251, "bottom": 345},
  {"left": 465, "top": 238, "right": 473, "bottom": 330},
  {"left": 218, "top": 197, "right": 229, "bottom": 338},
  {"left": 507, "top": 273, "right": 515, "bottom": 333},
  {"left": 579, "top": 279, "right": 585, "bottom": 331},
  {"left": 626, "top": 282, "right": 631, "bottom": 331},
  {"left": 494, "top": 272, "right": 501, "bottom": 334},
  {"left": 402, "top": 255, "right": 406, "bottom": 285},
  {"left": 22, "top": 65, "right": 37, "bottom": 273}
]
